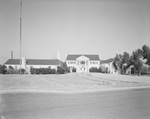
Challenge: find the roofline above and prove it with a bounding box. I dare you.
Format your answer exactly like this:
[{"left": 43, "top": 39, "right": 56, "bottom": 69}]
[
  {"left": 4, "top": 59, "right": 61, "bottom": 65},
  {"left": 66, "top": 54, "right": 100, "bottom": 60}
]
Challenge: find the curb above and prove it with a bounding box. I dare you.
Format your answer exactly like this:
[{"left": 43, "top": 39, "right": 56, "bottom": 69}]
[{"left": 0, "top": 85, "right": 150, "bottom": 94}]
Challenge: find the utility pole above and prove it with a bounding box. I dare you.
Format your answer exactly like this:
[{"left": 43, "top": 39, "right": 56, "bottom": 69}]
[{"left": 19, "top": 0, "right": 22, "bottom": 74}]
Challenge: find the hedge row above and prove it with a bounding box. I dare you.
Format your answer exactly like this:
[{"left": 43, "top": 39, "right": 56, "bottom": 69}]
[
  {"left": 89, "top": 67, "right": 101, "bottom": 73},
  {"left": 30, "top": 68, "right": 56, "bottom": 74},
  {"left": 30, "top": 66, "right": 66, "bottom": 74}
]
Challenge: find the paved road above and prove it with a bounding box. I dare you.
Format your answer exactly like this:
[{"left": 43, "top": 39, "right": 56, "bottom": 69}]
[{"left": 1, "top": 88, "right": 150, "bottom": 119}]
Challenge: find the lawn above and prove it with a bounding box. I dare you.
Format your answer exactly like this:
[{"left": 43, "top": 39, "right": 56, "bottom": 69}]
[{"left": 0, "top": 73, "right": 150, "bottom": 92}]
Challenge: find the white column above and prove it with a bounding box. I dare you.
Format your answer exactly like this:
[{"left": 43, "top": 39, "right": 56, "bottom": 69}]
[{"left": 21, "top": 57, "right": 26, "bottom": 69}]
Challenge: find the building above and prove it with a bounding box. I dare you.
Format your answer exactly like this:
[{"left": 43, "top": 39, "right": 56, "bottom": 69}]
[
  {"left": 4, "top": 57, "right": 60, "bottom": 73},
  {"left": 100, "top": 58, "right": 119, "bottom": 74},
  {"left": 66, "top": 54, "right": 100, "bottom": 73}
]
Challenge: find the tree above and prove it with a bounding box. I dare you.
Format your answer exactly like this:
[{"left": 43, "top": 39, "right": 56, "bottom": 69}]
[
  {"left": 113, "top": 52, "right": 130, "bottom": 74},
  {"left": 0, "top": 65, "right": 7, "bottom": 74},
  {"left": 57, "top": 66, "right": 65, "bottom": 74},
  {"left": 129, "top": 50, "right": 143, "bottom": 75},
  {"left": 113, "top": 54, "right": 122, "bottom": 71},
  {"left": 142, "top": 45, "right": 150, "bottom": 65},
  {"left": 60, "top": 62, "right": 69, "bottom": 73},
  {"left": 122, "top": 52, "right": 130, "bottom": 73},
  {"left": 122, "top": 52, "right": 130, "bottom": 64}
]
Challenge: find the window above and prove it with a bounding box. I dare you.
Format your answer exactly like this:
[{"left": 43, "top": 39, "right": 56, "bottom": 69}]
[
  {"left": 94, "top": 61, "right": 98, "bottom": 64},
  {"left": 80, "top": 61, "right": 85, "bottom": 64},
  {"left": 91, "top": 61, "right": 98, "bottom": 64}
]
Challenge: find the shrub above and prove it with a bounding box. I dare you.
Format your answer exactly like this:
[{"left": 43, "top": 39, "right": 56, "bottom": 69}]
[
  {"left": 89, "top": 67, "right": 101, "bottom": 73},
  {"left": 18, "top": 68, "right": 26, "bottom": 74},
  {"left": 61, "top": 62, "right": 70, "bottom": 73},
  {"left": 46, "top": 68, "right": 52, "bottom": 74},
  {"left": 36, "top": 68, "right": 40, "bottom": 74},
  {"left": 0, "top": 65, "right": 7, "bottom": 74},
  {"left": 100, "top": 66, "right": 106, "bottom": 73},
  {"left": 51, "top": 69, "right": 56, "bottom": 74},
  {"left": 30, "top": 67, "right": 56, "bottom": 74},
  {"left": 72, "top": 67, "right": 76, "bottom": 72},
  {"left": 141, "top": 66, "right": 150, "bottom": 75},
  {"left": 57, "top": 66, "right": 65, "bottom": 74},
  {"left": 30, "top": 68, "right": 36, "bottom": 74}
]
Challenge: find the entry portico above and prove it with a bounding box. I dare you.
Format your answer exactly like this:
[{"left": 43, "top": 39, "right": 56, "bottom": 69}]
[{"left": 76, "top": 55, "right": 90, "bottom": 72}]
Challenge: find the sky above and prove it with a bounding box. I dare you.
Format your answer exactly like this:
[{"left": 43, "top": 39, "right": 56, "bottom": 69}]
[{"left": 0, "top": 0, "right": 150, "bottom": 64}]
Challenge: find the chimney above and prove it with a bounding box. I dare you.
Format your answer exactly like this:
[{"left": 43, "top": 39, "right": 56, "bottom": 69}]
[{"left": 11, "top": 51, "right": 13, "bottom": 59}]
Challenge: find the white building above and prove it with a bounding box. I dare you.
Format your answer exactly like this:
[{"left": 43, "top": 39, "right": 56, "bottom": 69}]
[
  {"left": 100, "top": 58, "right": 119, "bottom": 74},
  {"left": 66, "top": 54, "right": 100, "bottom": 73},
  {"left": 4, "top": 57, "right": 60, "bottom": 73}
]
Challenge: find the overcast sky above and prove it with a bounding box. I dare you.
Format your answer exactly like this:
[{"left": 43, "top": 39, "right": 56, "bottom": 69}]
[{"left": 0, "top": 0, "right": 150, "bottom": 64}]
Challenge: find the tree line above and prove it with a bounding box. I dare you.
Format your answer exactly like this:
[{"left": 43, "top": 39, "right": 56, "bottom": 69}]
[{"left": 113, "top": 45, "right": 150, "bottom": 75}]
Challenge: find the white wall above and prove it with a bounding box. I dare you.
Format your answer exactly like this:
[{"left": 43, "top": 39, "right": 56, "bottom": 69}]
[
  {"left": 5, "top": 64, "right": 58, "bottom": 73},
  {"left": 66, "top": 60, "right": 76, "bottom": 67},
  {"left": 66, "top": 59, "right": 100, "bottom": 73},
  {"left": 89, "top": 60, "right": 100, "bottom": 69},
  {"left": 100, "top": 62, "right": 118, "bottom": 74},
  {"left": 5, "top": 65, "right": 20, "bottom": 70}
]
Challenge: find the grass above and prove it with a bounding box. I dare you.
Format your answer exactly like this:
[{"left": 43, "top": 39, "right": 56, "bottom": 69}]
[{"left": 0, "top": 73, "right": 150, "bottom": 92}]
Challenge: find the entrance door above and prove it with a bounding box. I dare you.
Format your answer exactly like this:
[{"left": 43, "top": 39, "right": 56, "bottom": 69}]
[{"left": 80, "top": 66, "right": 85, "bottom": 72}]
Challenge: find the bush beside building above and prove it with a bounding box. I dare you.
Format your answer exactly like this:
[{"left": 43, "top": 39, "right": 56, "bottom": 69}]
[
  {"left": 89, "top": 67, "right": 101, "bottom": 73},
  {"left": 0, "top": 65, "right": 7, "bottom": 74},
  {"left": 30, "top": 67, "right": 56, "bottom": 74}
]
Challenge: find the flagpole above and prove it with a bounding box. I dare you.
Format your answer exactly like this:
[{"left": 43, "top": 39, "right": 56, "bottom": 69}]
[{"left": 19, "top": 0, "right": 22, "bottom": 74}]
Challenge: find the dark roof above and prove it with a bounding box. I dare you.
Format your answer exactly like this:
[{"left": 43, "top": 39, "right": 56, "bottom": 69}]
[
  {"left": 4, "top": 59, "right": 60, "bottom": 65},
  {"left": 66, "top": 54, "right": 100, "bottom": 60},
  {"left": 100, "top": 58, "right": 114, "bottom": 64},
  {"left": 4, "top": 59, "right": 20, "bottom": 65}
]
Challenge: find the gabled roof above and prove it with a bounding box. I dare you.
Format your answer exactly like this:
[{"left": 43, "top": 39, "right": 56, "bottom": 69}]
[
  {"left": 27, "top": 59, "right": 60, "bottom": 65},
  {"left": 4, "top": 59, "right": 60, "bottom": 65},
  {"left": 100, "top": 58, "right": 114, "bottom": 64},
  {"left": 66, "top": 54, "right": 100, "bottom": 60}
]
